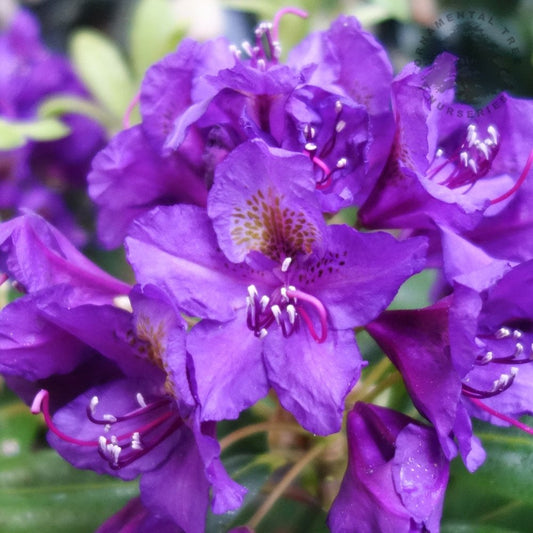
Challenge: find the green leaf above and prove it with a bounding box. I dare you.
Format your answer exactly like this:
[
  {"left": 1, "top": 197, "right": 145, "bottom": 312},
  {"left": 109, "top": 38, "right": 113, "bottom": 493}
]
[
  {"left": 0, "top": 118, "right": 70, "bottom": 150},
  {"left": 129, "top": 0, "right": 186, "bottom": 80},
  {"left": 69, "top": 29, "right": 135, "bottom": 119},
  {"left": 351, "top": 0, "right": 410, "bottom": 26},
  {"left": 0, "top": 449, "right": 138, "bottom": 533},
  {"left": 38, "top": 95, "right": 111, "bottom": 129},
  {"left": 388, "top": 268, "right": 438, "bottom": 310},
  {"left": 0, "top": 120, "right": 25, "bottom": 149},
  {"left": 442, "top": 423, "right": 533, "bottom": 532},
  {"left": 0, "top": 390, "right": 41, "bottom": 455}
]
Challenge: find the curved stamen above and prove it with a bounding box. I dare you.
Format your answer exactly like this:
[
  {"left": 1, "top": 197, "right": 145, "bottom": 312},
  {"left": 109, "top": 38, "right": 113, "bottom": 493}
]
[
  {"left": 0, "top": 273, "right": 8, "bottom": 286},
  {"left": 312, "top": 156, "right": 333, "bottom": 189},
  {"left": 31, "top": 390, "right": 100, "bottom": 447},
  {"left": 428, "top": 124, "right": 500, "bottom": 190},
  {"left": 462, "top": 366, "right": 518, "bottom": 399},
  {"left": 490, "top": 148, "right": 533, "bottom": 205},
  {"left": 271, "top": 7, "right": 308, "bottom": 42},
  {"left": 122, "top": 91, "right": 141, "bottom": 130},
  {"left": 101, "top": 417, "right": 183, "bottom": 470},
  {"left": 469, "top": 396, "right": 533, "bottom": 436},
  {"left": 32, "top": 389, "right": 183, "bottom": 471},
  {"left": 87, "top": 397, "right": 169, "bottom": 426},
  {"left": 286, "top": 288, "right": 328, "bottom": 343}
]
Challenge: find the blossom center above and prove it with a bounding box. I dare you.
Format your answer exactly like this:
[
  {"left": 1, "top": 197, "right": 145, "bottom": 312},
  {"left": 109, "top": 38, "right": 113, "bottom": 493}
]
[
  {"left": 428, "top": 124, "right": 500, "bottom": 190},
  {"left": 303, "top": 100, "right": 349, "bottom": 190},
  {"left": 245, "top": 280, "right": 327, "bottom": 343},
  {"left": 462, "top": 323, "right": 532, "bottom": 400},
  {"left": 229, "top": 7, "right": 308, "bottom": 70},
  {"left": 31, "top": 389, "right": 182, "bottom": 470}
]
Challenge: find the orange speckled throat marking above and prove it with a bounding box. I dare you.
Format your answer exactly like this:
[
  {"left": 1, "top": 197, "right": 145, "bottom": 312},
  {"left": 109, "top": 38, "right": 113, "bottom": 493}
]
[{"left": 230, "top": 188, "right": 319, "bottom": 262}]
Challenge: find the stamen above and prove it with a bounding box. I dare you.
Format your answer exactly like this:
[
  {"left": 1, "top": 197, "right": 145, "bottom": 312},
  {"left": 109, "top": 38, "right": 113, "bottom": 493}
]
[
  {"left": 286, "top": 304, "right": 297, "bottom": 325},
  {"left": 136, "top": 393, "right": 147, "bottom": 408},
  {"left": 260, "top": 295, "right": 270, "bottom": 311},
  {"left": 466, "top": 126, "right": 477, "bottom": 147},
  {"left": 271, "top": 7, "right": 308, "bottom": 42},
  {"left": 487, "top": 124, "right": 498, "bottom": 144},
  {"left": 476, "top": 351, "right": 493, "bottom": 365},
  {"left": 0, "top": 273, "right": 8, "bottom": 286},
  {"left": 122, "top": 91, "right": 140, "bottom": 130},
  {"left": 248, "top": 285, "right": 258, "bottom": 299},
  {"left": 229, "top": 44, "right": 241, "bottom": 60},
  {"left": 281, "top": 257, "right": 292, "bottom": 272},
  {"left": 271, "top": 304, "right": 281, "bottom": 325},
  {"left": 313, "top": 157, "right": 333, "bottom": 190},
  {"left": 469, "top": 396, "right": 533, "bottom": 436},
  {"left": 312, "top": 156, "right": 331, "bottom": 176},
  {"left": 31, "top": 390, "right": 100, "bottom": 447},
  {"left": 286, "top": 288, "right": 328, "bottom": 343},
  {"left": 490, "top": 148, "right": 533, "bottom": 204},
  {"left": 478, "top": 142, "right": 489, "bottom": 160},
  {"left": 335, "top": 120, "right": 346, "bottom": 133},
  {"left": 131, "top": 432, "right": 143, "bottom": 450},
  {"left": 495, "top": 327, "right": 511, "bottom": 339},
  {"left": 429, "top": 123, "right": 500, "bottom": 189},
  {"left": 89, "top": 396, "right": 99, "bottom": 414},
  {"left": 241, "top": 41, "right": 253, "bottom": 58}
]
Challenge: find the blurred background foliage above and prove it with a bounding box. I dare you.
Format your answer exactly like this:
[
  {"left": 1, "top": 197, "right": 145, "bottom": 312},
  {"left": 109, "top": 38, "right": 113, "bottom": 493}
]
[{"left": 1, "top": 0, "right": 533, "bottom": 531}]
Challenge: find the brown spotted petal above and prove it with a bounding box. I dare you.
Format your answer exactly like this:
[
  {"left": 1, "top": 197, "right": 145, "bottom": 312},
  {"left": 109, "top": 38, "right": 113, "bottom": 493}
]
[{"left": 208, "top": 139, "right": 327, "bottom": 263}]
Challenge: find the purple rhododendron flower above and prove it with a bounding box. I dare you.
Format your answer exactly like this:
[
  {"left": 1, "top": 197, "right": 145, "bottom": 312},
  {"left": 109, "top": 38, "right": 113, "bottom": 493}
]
[
  {"left": 366, "top": 300, "right": 486, "bottom": 472},
  {"left": 327, "top": 403, "right": 449, "bottom": 533},
  {"left": 0, "top": 212, "right": 130, "bottom": 379},
  {"left": 126, "top": 140, "right": 427, "bottom": 435},
  {"left": 0, "top": 214, "right": 245, "bottom": 532},
  {"left": 0, "top": 9, "right": 104, "bottom": 244},
  {"left": 368, "top": 256, "right": 533, "bottom": 471},
  {"left": 88, "top": 37, "right": 236, "bottom": 248},
  {"left": 90, "top": 11, "right": 394, "bottom": 247},
  {"left": 286, "top": 14, "right": 394, "bottom": 207},
  {"left": 360, "top": 53, "right": 533, "bottom": 238}
]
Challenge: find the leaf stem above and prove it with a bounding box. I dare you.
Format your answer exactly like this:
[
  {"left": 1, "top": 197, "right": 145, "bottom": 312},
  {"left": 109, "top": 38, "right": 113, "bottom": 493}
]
[
  {"left": 347, "top": 356, "right": 393, "bottom": 404},
  {"left": 245, "top": 442, "right": 326, "bottom": 530},
  {"left": 359, "top": 370, "right": 402, "bottom": 403},
  {"left": 219, "top": 421, "right": 306, "bottom": 451}
]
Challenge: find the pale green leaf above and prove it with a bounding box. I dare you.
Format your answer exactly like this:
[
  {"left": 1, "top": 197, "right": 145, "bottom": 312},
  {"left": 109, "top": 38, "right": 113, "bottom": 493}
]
[
  {"left": 17, "top": 118, "right": 71, "bottom": 142},
  {"left": 0, "top": 119, "right": 26, "bottom": 149},
  {"left": 388, "top": 268, "right": 438, "bottom": 310},
  {"left": 0, "top": 118, "right": 70, "bottom": 150},
  {"left": 129, "top": 0, "right": 186, "bottom": 80},
  {"left": 38, "top": 95, "right": 111, "bottom": 128},
  {"left": 69, "top": 29, "right": 135, "bottom": 119}
]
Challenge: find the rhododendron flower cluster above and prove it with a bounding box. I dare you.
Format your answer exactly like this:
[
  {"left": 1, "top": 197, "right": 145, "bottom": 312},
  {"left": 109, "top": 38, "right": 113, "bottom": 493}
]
[{"left": 0, "top": 5, "right": 532, "bottom": 533}]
